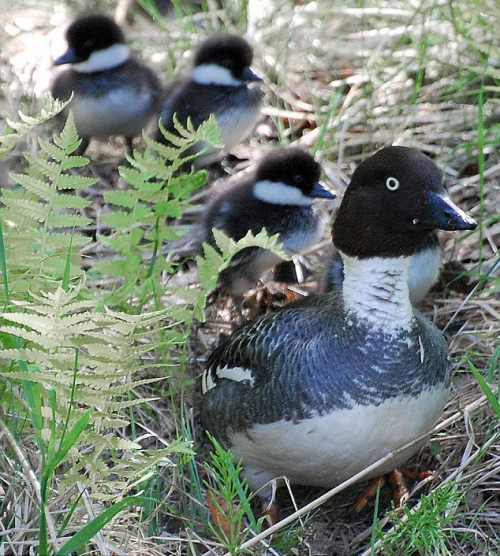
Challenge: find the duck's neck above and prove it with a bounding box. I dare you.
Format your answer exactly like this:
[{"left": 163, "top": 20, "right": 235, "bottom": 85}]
[{"left": 341, "top": 253, "right": 414, "bottom": 333}]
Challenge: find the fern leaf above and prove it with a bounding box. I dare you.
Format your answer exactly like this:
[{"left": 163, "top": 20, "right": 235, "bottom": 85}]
[
  {"left": 2, "top": 197, "right": 49, "bottom": 223},
  {"left": 213, "top": 228, "right": 289, "bottom": 261},
  {"left": 51, "top": 194, "right": 92, "bottom": 211},
  {"left": 0, "top": 96, "right": 68, "bottom": 157},
  {"left": 46, "top": 213, "right": 91, "bottom": 228},
  {"left": 193, "top": 113, "right": 223, "bottom": 147},
  {"left": 127, "top": 153, "right": 175, "bottom": 181},
  {"left": 56, "top": 111, "right": 84, "bottom": 154},
  {"left": 169, "top": 171, "right": 207, "bottom": 199},
  {"left": 117, "top": 165, "right": 155, "bottom": 190},
  {"left": 0, "top": 348, "right": 51, "bottom": 365},
  {"left": 37, "top": 139, "right": 69, "bottom": 163},
  {"left": 30, "top": 229, "right": 90, "bottom": 250},
  {"left": 106, "top": 397, "right": 160, "bottom": 411},
  {"left": 9, "top": 173, "right": 53, "bottom": 200},
  {"left": 196, "top": 243, "right": 225, "bottom": 292},
  {"left": 56, "top": 173, "right": 97, "bottom": 190},
  {"left": 103, "top": 190, "right": 138, "bottom": 209},
  {"left": 1, "top": 312, "right": 65, "bottom": 335},
  {"left": 110, "top": 377, "right": 165, "bottom": 394},
  {"left": 156, "top": 118, "right": 189, "bottom": 148},
  {"left": 0, "top": 326, "right": 59, "bottom": 349},
  {"left": 99, "top": 210, "right": 138, "bottom": 228},
  {"left": 23, "top": 154, "right": 63, "bottom": 182}
]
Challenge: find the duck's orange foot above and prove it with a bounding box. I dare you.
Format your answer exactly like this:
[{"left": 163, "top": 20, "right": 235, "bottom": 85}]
[
  {"left": 351, "top": 469, "right": 435, "bottom": 513},
  {"left": 351, "top": 476, "right": 387, "bottom": 513},
  {"left": 262, "top": 499, "right": 280, "bottom": 526}
]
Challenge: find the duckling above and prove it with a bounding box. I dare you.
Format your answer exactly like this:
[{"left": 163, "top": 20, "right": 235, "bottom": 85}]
[
  {"left": 172, "top": 147, "right": 334, "bottom": 297},
  {"left": 51, "top": 14, "right": 162, "bottom": 154},
  {"left": 155, "top": 34, "right": 263, "bottom": 167},
  {"left": 200, "top": 146, "right": 476, "bottom": 503}
]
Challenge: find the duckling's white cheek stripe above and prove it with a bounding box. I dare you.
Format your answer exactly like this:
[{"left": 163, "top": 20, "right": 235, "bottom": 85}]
[
  {"left": 192, "top": 64, "right": 243, "bottom": 86},
  {"left": 74, "top": 44, "right": 130, "bottom": 73},
  {"left": 202, "top": 366, "right": 255, "bottom": 393},
  {"left": 253, "top": 180, "right": 314, "bottom": 206}
]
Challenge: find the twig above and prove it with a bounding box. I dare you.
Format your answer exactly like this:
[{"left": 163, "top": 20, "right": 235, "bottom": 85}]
[
  {"left": 208, "top": 391, "right": 493, "bottom": 556},
  {"left": 0, "top": 417, "right": 60, "bottom": 552}
]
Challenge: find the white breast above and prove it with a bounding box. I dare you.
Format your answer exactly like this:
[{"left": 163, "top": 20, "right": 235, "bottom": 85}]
[
  {"left": 216, "top": 106, "right": 260, "bottom": 151},
  {"left": 408, "top": 247, "right": 442, "bottom": 305},
  {"left": 70, "top": 89, "right": 153, "bottom": 138},
  {"left": 229, "top": 386, "right": 448, "bottom": 495}
]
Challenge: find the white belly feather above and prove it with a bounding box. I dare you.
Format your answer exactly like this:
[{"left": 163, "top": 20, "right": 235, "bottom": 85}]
[{"left": 230, "top": 386, "right": 448, "bottom": 494}]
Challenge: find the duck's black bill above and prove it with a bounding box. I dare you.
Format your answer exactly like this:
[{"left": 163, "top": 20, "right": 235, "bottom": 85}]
[{"left": 420, "top": 190, "right": 477, "bottom": 231}]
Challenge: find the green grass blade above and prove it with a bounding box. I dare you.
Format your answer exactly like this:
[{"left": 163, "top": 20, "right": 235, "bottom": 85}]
[
  {"left": 468, "top": 359, "right": 500, "bottom": 418},
  {"left": 54, "top": 495, "right": 152, "bottom": 556},
  {"left": 41, "top": 410, "right": 91, "bottom": 484}
]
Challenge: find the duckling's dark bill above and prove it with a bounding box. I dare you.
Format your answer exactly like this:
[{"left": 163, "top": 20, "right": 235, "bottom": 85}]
[{"left": 310, "top": 181, "right": 336, "bottom": 199}]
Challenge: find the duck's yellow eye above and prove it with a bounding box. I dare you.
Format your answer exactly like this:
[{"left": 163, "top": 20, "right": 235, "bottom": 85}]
[{"left": 386, "top": 177, "right": 400, "bottom": 190}]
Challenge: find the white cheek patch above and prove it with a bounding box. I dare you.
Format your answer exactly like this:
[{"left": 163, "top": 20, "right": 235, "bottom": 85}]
[
  {"left": 192, "top": 64, "right": 243, "bottom": 86},
  {"left": 73, "top": 44, "right": 130, "bottom": 73},
  {"left": 253, "top": 180, "right": 313, "bottom": 206}
]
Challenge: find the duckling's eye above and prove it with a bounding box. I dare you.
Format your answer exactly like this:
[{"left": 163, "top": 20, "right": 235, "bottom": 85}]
[
  {"left": 293, "top": 174, "right": 304, "bottom": 186},
  {"left": 386, "top": 177, "right": 400, "bottom": 191}
]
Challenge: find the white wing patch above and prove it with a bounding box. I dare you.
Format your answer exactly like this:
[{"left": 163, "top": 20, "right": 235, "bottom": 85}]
[
  {"left": 202, "top": 365, "right": 255, "bottom": 393},
  {"left": 217, "top": 365, "right": 255, "bottom": 386},
  {"left": 201, "top": 370, "right": 216, "bottom": 394}
]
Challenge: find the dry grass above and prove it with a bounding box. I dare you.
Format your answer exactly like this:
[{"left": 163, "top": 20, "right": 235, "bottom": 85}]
[{"left": 0, "top": 0, "right": 499, "bottom": 555}]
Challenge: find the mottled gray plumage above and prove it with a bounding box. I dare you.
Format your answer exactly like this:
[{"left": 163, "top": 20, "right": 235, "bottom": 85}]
[{"left": 202, "top": 292, "right": 450, "bottom": 442}]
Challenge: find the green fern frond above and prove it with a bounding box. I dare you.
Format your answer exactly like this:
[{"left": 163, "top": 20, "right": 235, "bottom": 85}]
[
  {"left": 0, "top": 95, "right": 68, "bottom": 158},
  {"left": 0, "top": 349, "right": 52, "bottom": 366},
  {"left": 0, "top": 284, "right": 188, "bottom": 502},
  {"left": 196, "top": 229, "right": 290, "bottom": 297},
  {"left": 213, "top": 228, "right": 290, "bottom": 261},
  {"left": 197, "top": 242, "right": 226, "bottom": 293},
  {"left": 0, "top": 114, "right": 94, "bottom": 305},
  {"left": 145, "top": 113, "right": 222, "bottom": 168},
  {"left": 94, "top": 116, "right": 221, "bottom": 310}
]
